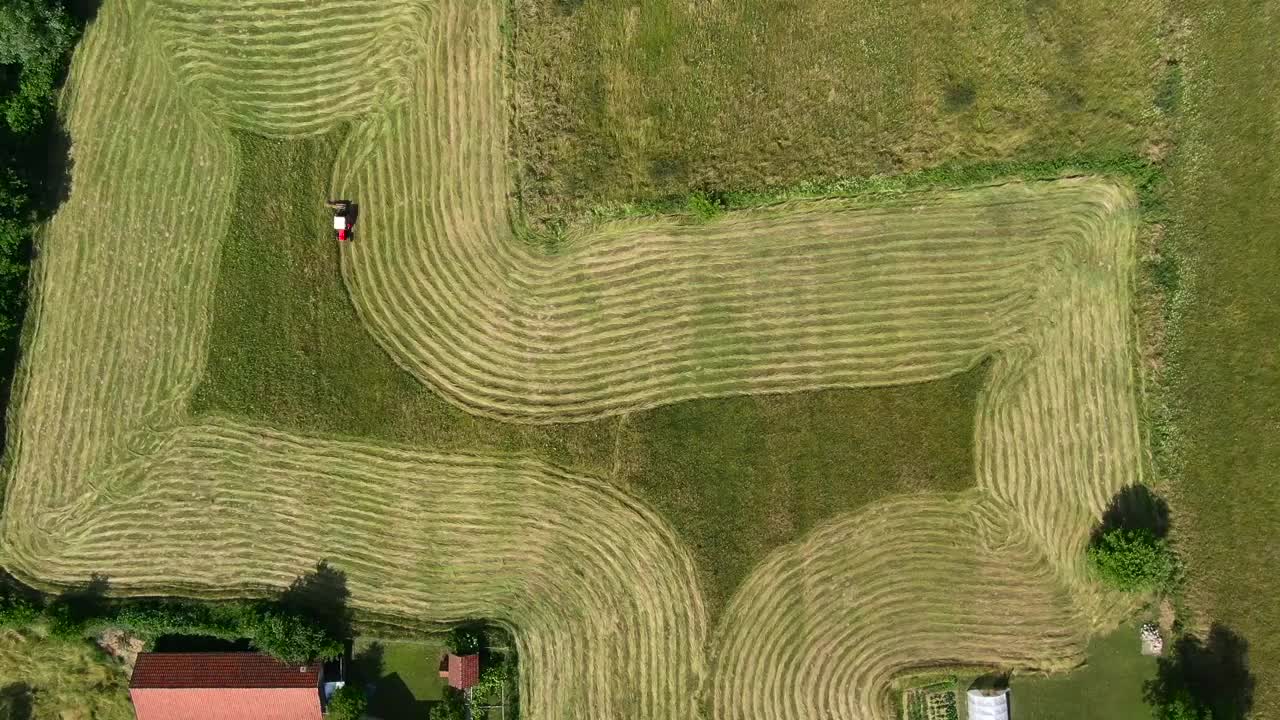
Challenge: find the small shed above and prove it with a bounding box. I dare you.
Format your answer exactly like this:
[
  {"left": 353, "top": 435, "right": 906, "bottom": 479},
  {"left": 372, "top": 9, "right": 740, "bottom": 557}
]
[
  {"left": 438, "top": 652, "right": 480, "bottom": 690},
  {"left": 967, "top": 688, "right": 1010, "bottom": 720}
]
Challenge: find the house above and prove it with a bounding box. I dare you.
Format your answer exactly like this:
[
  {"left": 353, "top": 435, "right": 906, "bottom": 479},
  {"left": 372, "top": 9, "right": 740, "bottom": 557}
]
[
  {"left": 438, "top": 652, "right": 480, "bottom": 690},
  {"left": 967, "top": 687, "right": 1011, "bottom": 720},
  {"left": 129, "top": 652, "right": 325, "bottom": 720}
]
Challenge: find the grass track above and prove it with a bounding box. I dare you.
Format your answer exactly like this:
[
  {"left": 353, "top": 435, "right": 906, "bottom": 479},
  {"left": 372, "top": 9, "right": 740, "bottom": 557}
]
[
  {"left": 1, "top": 0, "right": 1146, "bottom": 718},
  {"left": 1167, "top": 0, "right": 1280, "bottom": 714}
]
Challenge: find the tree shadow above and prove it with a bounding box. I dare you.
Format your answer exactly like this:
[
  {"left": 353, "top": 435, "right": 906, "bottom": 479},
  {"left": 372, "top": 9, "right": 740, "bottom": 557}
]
[
  {"left": 1145, "top": 624, "right": 1254, "bottom": 720},
  {"left": 0, "top": 683, "right": 33, "bottom": 720},
  {"left": 368, "top": 673, "right": 430, "bottom": 720},
  {"left": 46, "top": 574, "right": 109, "bottom": 636},
  {"left": 1092, "top": 484, "right": 1171, "bottom": 543},
  {"left": 968, "top": 672, "right": 1009, "bottom": 691},
  {"left": 26, "top": 124, "right": 74, "bottom": 222},
  {"left": 350, "top": 641, "right": 385, "bottom": 685},
  {"left": 65, "top": 0, "right": 105, "bottom": 26},
  {"left": 153, "top": 635, "right": 252, "bottom": 652},
  {"left": 278, "top": 561, "right": 352, "bottom": 642}
]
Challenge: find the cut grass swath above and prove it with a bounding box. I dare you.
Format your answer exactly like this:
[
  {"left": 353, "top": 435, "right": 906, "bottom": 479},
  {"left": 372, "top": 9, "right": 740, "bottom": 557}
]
[{"left": 1, "top": 0, "right": 1145, "bottom": 718}]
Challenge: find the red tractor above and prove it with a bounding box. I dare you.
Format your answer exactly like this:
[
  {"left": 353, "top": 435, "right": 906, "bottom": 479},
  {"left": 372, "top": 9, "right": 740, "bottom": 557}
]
[{"left": 327, "top": 200, "right": 355, "bottom": 242}]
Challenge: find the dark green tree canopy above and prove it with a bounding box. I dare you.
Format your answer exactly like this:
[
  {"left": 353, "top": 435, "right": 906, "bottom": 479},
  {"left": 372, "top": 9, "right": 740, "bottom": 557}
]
[
  {"left": 0, "top": 0, "right": 76, "bottom": 68},
  {"left": 1087, "top": 527, "right": 1176, "bottom": 592},
  {"left": 325, "top": 684, "right": 367, "bottom": 720}
]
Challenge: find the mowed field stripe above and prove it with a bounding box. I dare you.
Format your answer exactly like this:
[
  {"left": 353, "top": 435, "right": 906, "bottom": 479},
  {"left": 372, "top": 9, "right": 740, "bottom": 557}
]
[
  {"left": 710, "top": 493, "right": 1087, "bottom": 720},
  {"left": 7, "top": 421, "right": 707, "bottom": 720},
  {"left": 0, "top": 0, "right": 1145, "bottom": 719},
  {"left": 336, "top": 0, "right": 1134, "bottom": 426}
]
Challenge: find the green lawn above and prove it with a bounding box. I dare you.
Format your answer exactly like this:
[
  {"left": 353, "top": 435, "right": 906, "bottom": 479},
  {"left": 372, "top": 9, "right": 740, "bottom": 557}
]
[
  {"left": 352, "top": 638, "right": 447, "bottom": 719},
  {"left": 1005, "top": 624, "right": 1157, "bottom": 720},
  {"left": 511, "top": 0, "right": 1166, "bottom": 227},
  {"left": 192, "top": 131, "right": 983, "bottom": 621},
  {"left": 1164, "top": 0, "right": 1280, "bottom": 716}
]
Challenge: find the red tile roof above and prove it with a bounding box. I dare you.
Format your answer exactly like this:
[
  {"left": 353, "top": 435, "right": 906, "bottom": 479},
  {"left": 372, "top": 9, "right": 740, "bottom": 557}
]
[
  {"left": 131, "top": 653, "right": 321, "bottom": 688},
  {"left": 444, "top": 653, "right": 480, "bottom": 690},
  {"left": 130, "top": 653, "right": 322, "bottom": 720},
  {"left": 129, "top": 688, "right": 322, "bottom": 720}
]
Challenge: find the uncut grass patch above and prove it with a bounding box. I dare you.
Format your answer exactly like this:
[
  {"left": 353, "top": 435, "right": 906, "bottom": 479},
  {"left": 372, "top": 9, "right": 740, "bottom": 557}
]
[
  {"left": 189, "top": 130, "right": 617, "bottom": 473},
  {"left": 613, "top": 368, "right": 983, "bottom": 617},
  {"left": 511, "top": 0, "right": 1164, "bottom": 227},
  {"left": 1163, "top": 0, "right": 1279, "bottom": 715}
]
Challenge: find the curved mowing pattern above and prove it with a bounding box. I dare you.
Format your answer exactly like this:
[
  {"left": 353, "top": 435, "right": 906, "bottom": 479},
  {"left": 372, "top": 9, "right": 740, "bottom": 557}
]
[
  {"left": 1, "top": 0, "right": 1145, "bottom": 718},
  {"left": 337, "top": 0, "right": 1131, "bottom": 425},
  {"left": 144, "top": 0, "right": 432, "bottom": 137},
  {"left": 13, "top": 422, "right": 707, "bottom": 720},
  {"left": 711, "top": 494, "right": 1086, "bottom": 720}
]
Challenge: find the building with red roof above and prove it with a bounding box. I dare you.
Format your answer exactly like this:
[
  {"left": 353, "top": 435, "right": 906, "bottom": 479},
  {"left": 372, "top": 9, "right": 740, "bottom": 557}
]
[
  {"left": 438, "top": 652, "right": 480, "bottom": 690},
  {"left": 129, "top": 652, "right": 324, "bottom": 720}
]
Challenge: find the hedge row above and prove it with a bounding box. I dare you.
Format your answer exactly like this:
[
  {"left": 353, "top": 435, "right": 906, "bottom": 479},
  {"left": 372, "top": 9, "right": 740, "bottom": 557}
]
[{"left": 0, "top": 586, "right": 343, "bottom": 663}]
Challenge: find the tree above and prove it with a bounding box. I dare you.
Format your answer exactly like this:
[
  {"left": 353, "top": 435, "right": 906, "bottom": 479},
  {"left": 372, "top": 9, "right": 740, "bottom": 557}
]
[
  {"left": 1086, "top": 527, "right": 1175, "bottom": 591},
  {"left": 246, "top": 605, "right": 342, "bottom": 664},
  {"left": 325, "top": 684, "right": 367, "bottom": 720},
  {"left": 0, "top": 0, "right": 79, "bottom": 134},
  {"left": 0, "top": 0, "right": 76, "bottom": 67},
  {"left": 1152, "top": 689, "right": 1213, "bottom": 720}
]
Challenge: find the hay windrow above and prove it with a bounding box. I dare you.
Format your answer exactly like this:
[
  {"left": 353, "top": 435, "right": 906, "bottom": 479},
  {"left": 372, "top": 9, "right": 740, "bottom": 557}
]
[{"left": 1, "top": 0, "right": 1144, "bottom": 718}]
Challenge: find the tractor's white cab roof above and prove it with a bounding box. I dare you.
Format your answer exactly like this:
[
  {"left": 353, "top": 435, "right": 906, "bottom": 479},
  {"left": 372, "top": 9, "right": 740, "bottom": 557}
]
[{"left": 333, "top": 215, "right": 347, "bottom": 230}]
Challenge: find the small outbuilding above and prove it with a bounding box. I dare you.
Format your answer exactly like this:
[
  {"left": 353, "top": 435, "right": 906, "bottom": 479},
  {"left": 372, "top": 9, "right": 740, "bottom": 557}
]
[
  {"left": 438, "top": 652, "right": 480, "bottom": 690},
  {"left": 967, "top": 687, "right": 1011, "bottom": 720}
]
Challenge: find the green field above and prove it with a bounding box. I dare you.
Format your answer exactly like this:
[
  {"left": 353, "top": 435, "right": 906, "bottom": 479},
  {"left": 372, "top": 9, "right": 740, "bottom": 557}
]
[
  {"left": 1007, "top": 624, "right": 1157, "bottom": 720},
  {"left": 0, "top": 0, "right": 1210, "bottom": 718},
  {"left": 191, "top": 131, "right": 984, "bottom": 619},
  {"left": 511, "top": 0, "right": 1166, "bottom": 225},
  {"left": 1166, "top": 0, "right": 1280, "bottom": 716}
]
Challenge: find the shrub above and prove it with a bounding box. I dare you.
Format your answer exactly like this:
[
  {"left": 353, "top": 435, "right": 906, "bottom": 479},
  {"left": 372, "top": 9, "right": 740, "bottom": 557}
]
[
  {"left": 44, "top": 598, "right": 87, "bottom": 639},
  {"left": 429, "top": 689, "right": 467, "bottom": 720},
  {"left": 686, "top": 192, "right": 724, "bottom": 221},
  {"left": 1152, "top": 688, "right": 1213, "bottom": 720},
  {"left": 246, "top": 605, "right": 343, "bottom": 664},
  {"left": 1087, "top": 528, "right": 1175, "bottom": 591},
  {"left": 326, "top": 684, "right": 367, "bottom": 720},
  {"left": 0, "top": 593, "right": 38, "bottom": 628},
  {"left": 469, "top": 664, "right": 505, "bottom": 712},
  {"left": 447, "top": 626, "right": 483, "bottom": 655}
]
